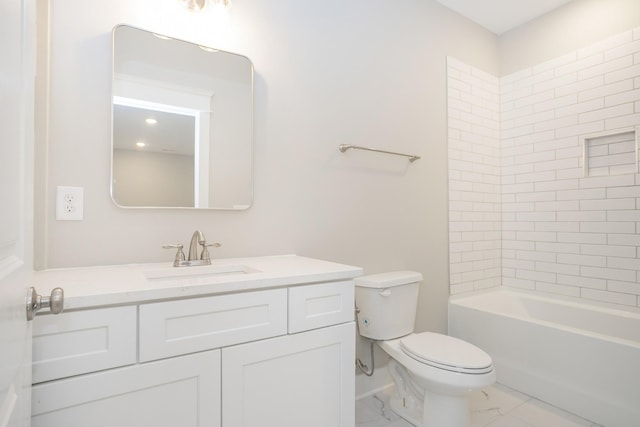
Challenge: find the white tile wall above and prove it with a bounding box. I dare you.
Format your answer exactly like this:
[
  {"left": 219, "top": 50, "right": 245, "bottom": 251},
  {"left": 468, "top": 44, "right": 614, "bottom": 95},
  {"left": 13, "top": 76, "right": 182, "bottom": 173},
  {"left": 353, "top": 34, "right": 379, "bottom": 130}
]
[
  {"left": 447, "top": 27, "right": 640, "bottom": 307},
  {"left": 447, "top": 57, "right": 502, "bottom": 295}
]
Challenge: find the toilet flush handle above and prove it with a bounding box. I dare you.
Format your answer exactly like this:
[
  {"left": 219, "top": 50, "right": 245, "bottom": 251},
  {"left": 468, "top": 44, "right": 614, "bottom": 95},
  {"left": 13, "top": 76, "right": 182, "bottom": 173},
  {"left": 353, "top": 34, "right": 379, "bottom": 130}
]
[{"left": 379, "top": 289, "right": 391, "bottom": 297}]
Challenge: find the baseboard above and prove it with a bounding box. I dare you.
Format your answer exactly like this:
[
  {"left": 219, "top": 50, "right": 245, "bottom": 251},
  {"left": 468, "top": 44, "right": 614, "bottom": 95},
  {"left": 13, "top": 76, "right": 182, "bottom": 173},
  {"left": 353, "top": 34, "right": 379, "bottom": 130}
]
[{"left": 355, "top": 368, "right": 393, "bottom": 400}]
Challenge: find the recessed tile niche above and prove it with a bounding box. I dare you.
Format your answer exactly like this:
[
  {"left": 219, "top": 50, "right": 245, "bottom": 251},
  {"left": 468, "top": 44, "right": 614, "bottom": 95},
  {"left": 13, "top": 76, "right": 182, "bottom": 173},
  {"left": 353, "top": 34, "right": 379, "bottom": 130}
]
[{"left": 582, "top": 128, "right": 639, "bottom": 176}]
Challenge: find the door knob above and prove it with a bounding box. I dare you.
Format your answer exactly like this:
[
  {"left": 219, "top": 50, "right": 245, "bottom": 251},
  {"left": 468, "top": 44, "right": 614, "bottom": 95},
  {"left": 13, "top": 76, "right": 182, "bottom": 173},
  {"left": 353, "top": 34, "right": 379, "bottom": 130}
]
[{"left": 26, "top": 287, "right": 64, "bottom": 321}]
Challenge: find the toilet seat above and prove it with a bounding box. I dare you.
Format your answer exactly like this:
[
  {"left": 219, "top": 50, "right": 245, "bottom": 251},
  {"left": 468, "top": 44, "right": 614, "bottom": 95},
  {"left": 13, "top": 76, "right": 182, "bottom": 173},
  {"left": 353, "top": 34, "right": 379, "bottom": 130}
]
[{"left": 400, "top": 332, "right": 493, "bottom": 374}]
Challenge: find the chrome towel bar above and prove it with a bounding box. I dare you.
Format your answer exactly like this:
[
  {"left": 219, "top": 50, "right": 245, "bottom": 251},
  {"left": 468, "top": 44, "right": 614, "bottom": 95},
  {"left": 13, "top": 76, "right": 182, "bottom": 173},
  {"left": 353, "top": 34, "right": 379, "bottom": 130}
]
[{"left": 338, "top": 144, "right": 420, "bottom": 162}]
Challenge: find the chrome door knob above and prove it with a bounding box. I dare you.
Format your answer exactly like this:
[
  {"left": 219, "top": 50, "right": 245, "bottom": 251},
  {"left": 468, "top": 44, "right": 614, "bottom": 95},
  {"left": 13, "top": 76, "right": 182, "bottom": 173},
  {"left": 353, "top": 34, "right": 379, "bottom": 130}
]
[{"left": 26, "top": 287, "right": 64, "bottom": 321}]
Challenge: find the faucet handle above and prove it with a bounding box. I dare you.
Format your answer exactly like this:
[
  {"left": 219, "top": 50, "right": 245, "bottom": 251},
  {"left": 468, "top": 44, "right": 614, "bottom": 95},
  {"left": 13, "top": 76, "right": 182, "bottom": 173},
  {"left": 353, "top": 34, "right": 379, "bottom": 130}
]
[
  {"left": 199, "top": 241, "right": 221, "bottom": 261},
  {"left": 162, "top": 243, "right": 186, "bottom": 266}
]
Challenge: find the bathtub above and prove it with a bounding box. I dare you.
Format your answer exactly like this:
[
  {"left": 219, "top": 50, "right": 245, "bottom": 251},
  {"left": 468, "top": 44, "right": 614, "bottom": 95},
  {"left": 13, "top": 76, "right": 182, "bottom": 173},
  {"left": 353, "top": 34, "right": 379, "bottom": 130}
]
[{"left": 448, "top": 288, "right": 640, "bottom": 427}]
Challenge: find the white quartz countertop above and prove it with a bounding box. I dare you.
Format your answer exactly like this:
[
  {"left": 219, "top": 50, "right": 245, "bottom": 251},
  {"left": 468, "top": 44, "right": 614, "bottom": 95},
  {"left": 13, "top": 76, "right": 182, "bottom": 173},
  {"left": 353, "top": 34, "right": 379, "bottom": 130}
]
[{"left": 32, "top": 255, "right": 363, "bottom": 310}]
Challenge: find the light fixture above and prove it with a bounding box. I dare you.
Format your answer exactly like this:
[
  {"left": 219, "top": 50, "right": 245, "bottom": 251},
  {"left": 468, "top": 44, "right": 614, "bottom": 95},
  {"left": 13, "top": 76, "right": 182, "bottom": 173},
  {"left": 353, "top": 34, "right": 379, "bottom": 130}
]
[
  {"left": 179, "top": 0, "right": 231, "bottom": 11},
  {"left": 152, "top": 33, "right": 172, "bottom": 40},
  {"left": 198, "top": 46, "right": 220, "bottom": 53},
  {"left": 136, "top": 141, "right": 146, "bottom": 148},
  {"left": 145, "top": 118, "right": 157, "bottom": 125}
]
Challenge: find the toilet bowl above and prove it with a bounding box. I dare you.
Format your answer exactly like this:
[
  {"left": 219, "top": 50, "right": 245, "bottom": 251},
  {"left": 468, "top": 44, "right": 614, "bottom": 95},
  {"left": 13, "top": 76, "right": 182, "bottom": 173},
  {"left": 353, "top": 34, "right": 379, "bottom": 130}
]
[
  {"left": 355, "top": 271, "right": 495, "bottom": 427},
  {"left": 378, "top": 332, "right": 495, "bottom": 426}
]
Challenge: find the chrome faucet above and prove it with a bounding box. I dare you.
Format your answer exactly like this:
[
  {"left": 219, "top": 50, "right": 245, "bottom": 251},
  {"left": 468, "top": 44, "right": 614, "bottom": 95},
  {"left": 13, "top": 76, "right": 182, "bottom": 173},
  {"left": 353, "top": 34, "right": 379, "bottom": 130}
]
[
  {"left": 187, "top": 230, "right": 206, "bottom": 261},
  {"left": 163, "top": 230, "right": 221, "bottom": 267}
]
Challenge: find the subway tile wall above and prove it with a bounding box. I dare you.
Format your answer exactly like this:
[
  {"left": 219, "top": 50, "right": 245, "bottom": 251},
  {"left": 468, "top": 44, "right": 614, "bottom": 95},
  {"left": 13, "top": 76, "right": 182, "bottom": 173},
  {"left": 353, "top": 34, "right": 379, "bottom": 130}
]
[
  {"left": 447, "top": 57, "right": 502, "bottom": 295},
  {"left": 447, "top": 27, "right": 640, "bottom": 307}
]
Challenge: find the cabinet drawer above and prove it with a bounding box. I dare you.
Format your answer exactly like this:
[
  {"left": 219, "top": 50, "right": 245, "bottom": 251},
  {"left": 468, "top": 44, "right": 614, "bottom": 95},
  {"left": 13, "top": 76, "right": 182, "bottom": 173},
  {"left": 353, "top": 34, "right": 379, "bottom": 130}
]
[
  {"left": 32, "top": 306, "right": 137, "bottom": 383},
  {"left": 288, "top": 281, "right": 354, "bottom": 333},
  {"left": 139, "top": 288, "right": 287, "bottom": 362}
]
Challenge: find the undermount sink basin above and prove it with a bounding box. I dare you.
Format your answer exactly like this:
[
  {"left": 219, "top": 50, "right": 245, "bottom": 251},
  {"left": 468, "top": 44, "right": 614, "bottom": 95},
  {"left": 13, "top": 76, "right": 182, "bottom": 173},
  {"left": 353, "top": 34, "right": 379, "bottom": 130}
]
[{"left": 144, "top": 264, "right": 261, "bottom": 280}]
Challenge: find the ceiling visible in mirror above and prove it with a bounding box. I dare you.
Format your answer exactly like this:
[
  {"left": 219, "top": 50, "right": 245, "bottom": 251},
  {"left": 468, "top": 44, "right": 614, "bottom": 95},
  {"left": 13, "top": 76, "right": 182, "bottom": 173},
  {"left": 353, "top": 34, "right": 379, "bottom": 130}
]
[
  {"left": 435, "top": 0, "right": 573, "bottom": 35},
  {"left": 113, "top": 104, "right": 195, "bottom": 156}
]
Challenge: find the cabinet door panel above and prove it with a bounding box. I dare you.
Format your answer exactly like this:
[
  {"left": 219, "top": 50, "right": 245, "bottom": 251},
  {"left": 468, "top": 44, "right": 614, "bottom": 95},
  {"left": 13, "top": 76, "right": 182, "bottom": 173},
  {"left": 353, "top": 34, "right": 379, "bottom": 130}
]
[
  {"left": 288, "top": 281, "right": 354, "bottom": 333},
  {"left": 32, "top": 306, "right": 137, "bottom": 383},
  {"left": 32, "top": 350, "right": 220, "bottom": 427},
  {"left": 222, "top": 323, "right": 355, "bottom": 427}
]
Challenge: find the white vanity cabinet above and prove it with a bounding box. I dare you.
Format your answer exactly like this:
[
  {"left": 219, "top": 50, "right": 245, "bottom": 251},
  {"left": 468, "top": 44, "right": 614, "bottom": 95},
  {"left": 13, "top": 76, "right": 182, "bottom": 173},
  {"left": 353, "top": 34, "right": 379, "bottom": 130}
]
[{"left": 31, "top": 268, "right": 356, "bottom": 427}]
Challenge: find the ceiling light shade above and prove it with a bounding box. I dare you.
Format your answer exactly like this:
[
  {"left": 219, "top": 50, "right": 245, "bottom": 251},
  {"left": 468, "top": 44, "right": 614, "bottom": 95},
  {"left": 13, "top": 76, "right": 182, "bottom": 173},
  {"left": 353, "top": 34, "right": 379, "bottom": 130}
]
[{"left": 179, "top": 0, "right": 231, "bottom": 11}]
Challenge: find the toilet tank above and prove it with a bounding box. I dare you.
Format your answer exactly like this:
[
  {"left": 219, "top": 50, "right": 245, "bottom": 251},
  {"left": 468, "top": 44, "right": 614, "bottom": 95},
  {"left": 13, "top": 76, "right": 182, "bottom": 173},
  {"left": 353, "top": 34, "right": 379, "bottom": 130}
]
[{"left": 355, "top": 271, "right": 422, "bottom": 340}]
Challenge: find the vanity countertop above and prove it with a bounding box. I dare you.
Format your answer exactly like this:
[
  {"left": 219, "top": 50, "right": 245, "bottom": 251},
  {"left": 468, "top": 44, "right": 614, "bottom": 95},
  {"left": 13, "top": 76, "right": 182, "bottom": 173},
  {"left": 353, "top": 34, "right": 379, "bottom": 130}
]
[{"left": 32, "top": 255, "right": 362, "bottom": 310}]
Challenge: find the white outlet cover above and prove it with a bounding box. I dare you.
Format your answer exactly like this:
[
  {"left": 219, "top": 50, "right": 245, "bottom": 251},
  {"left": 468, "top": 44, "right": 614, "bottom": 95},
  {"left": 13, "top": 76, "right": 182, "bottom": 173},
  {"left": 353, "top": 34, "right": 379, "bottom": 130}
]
[{"left": 56, "top": 186, "right": 84, "bottom": 220}]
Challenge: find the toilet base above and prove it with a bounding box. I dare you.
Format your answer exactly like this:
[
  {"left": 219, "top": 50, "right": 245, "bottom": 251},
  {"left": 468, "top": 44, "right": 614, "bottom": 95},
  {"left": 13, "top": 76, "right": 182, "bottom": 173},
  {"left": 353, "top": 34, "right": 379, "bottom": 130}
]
[
  {"left": 387, "top": 359, "right": 472, "bottom": 427},
  {"left": 421, "top": 389, "right": 470, "bottom": 427},
  {"left": 389, "top": 396, "right": 421, "bottom": 426},
  {"left": 389, "top": 391, "right": 470, "bottom": 427}
]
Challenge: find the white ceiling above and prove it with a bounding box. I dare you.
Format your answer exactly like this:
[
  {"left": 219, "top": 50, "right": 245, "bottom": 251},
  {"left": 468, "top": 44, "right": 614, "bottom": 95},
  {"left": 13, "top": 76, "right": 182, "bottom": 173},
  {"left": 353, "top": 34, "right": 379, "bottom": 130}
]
[{"left": 435, "top": 0, "right": 573, "bottom": 35}]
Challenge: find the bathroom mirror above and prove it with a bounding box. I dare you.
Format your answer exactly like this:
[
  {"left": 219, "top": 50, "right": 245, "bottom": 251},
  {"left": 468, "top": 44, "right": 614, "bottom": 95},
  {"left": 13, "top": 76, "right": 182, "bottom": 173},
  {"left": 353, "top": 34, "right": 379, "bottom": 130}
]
[{"left": 111, "top": 25, "right": 253, "bottom": 209}]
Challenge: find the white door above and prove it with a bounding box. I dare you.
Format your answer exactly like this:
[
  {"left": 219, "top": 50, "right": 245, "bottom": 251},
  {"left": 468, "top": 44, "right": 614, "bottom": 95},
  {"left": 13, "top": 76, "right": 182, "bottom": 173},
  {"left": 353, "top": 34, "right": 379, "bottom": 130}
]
[{"left": 0, "top": 0, "right": 36, "bottom": 426}]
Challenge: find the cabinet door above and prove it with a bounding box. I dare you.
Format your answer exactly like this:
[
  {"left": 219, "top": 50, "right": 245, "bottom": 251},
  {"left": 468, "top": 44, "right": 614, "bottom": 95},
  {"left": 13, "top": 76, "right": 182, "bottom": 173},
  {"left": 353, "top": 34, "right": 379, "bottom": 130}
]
[
  {"left": 222, "top": 322, "right": 355, "bottom": 427},
  {"left": 32, "top": 350, "right": 221, "bottom": 427}
]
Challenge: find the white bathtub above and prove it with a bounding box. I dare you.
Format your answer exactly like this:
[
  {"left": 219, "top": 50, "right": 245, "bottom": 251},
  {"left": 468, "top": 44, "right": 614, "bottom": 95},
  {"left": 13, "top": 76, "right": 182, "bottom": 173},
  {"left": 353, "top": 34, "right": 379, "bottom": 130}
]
[{"left": 448, "top": 288, "right": 640, "bottom": 427}]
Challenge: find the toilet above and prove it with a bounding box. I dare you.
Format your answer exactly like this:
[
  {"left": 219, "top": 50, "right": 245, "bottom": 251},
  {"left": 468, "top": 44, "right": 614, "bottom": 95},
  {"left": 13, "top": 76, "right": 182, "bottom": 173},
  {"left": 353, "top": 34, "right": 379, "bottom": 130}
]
[{"left": 355, "top": 271, "right": 495, "bottom": 427}]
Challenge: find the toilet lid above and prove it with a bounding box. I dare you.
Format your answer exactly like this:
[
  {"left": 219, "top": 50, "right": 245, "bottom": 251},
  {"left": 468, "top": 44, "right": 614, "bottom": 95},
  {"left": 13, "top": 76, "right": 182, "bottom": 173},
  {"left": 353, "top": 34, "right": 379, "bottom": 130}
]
[{"left": 400, "top": 332, "right": 493, "bottom": 374}]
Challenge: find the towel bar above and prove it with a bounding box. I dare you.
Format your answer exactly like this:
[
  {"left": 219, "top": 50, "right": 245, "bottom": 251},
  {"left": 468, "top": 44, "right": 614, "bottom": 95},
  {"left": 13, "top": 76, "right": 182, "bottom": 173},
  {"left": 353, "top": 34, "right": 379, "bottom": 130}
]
[{"left": 338, "top": 144, "right": 420, "bottom": 162}]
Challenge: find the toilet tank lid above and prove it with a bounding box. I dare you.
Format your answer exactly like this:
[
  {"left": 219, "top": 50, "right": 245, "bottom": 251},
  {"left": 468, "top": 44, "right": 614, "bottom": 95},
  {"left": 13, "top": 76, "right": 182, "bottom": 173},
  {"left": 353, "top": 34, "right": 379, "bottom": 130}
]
[{"left": 355, "top": 271, "right": 423, "bottom": 288}]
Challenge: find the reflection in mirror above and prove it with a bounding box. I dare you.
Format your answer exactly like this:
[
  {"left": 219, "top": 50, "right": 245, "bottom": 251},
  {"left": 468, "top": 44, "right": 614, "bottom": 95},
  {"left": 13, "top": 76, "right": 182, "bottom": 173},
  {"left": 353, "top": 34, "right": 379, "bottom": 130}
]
[{"left": 111, "top": 25, "right": 253, "bottom": 209}]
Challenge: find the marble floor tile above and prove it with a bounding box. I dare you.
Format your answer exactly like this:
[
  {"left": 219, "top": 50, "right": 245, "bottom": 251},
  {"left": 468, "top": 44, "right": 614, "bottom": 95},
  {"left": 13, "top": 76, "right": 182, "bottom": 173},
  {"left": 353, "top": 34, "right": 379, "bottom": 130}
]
[
  {"left": 483, "top": 414, "right": 535, "bottom": 427},
  {"left": 507, "top": 399, "right": 600, "bottom": 427},
  {"left": 355, "top": 388, "right": 412, "bottom": 427},
  {"left": 355, "top": 383, "right": 600, "bottom": 427},
  {"left": 469, "top": 384, "right": 530, "bottom": 427}
]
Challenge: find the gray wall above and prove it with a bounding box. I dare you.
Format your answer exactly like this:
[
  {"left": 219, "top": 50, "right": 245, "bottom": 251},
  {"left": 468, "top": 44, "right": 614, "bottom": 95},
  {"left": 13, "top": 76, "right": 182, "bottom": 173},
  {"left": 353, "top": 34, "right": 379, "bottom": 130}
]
[{"left": 35, "top": 0, "right": 499, "bottom": 338}]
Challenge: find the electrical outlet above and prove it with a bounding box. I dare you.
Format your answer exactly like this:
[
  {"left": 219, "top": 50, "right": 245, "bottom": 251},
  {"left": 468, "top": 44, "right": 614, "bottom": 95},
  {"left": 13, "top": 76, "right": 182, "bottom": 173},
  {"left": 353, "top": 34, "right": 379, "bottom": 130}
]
[{"left": 56, "top": 186, "right": 84, "bottom": 221}]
